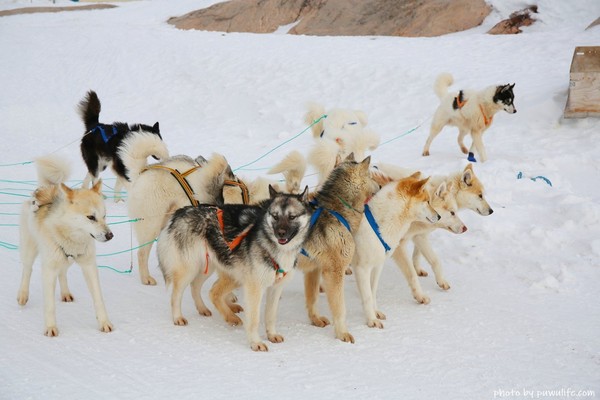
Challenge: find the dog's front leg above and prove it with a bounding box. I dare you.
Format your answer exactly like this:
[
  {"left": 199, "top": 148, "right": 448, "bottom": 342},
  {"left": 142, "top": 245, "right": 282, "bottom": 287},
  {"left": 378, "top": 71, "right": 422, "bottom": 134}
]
[
  {"left": 391, "top": 240, "right": 430, "bottom": 304},
  {"left": 470, "top": 131, "right": 487, "bottom": 162},
  {"left": 78, "top": 257, "right": 113, "bottom": 333},
  {"left": 413, "top": 234, "right": 450, "bottom": 290},
  {"left": 42, "top": 262, "right": 60, "bottom": 336},
  {"left": 265, "top": 271, "right": 294, "bottom": 344},
  {"left": 58, "top": 269, "right": 74, "bottom": 302},
  {"left": 243, "top": 280, "right": 267, "bottom": 351}
]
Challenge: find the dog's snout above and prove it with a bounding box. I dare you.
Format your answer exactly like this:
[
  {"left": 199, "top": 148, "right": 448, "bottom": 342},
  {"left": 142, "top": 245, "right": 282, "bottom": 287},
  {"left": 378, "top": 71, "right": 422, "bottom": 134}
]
[
  {"left": 462, "top": 225, "right": 468, "bottom": 233},
  {"left": 105, "top": 231, "right": 114, "bottom": 241}
]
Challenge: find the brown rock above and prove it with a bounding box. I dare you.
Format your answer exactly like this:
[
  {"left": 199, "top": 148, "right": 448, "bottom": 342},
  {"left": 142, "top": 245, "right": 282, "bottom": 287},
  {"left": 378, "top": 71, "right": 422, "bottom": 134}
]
[
  {"left": 487, "top": 5, "right": 537, "bottom": 35},
  {"left": 168, "top": 0, "right": 492, "bottom": 37}
]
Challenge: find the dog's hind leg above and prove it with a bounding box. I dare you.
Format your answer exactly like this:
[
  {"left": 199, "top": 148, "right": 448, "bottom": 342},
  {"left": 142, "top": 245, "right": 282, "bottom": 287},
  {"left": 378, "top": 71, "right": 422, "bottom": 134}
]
[
  {"left": 422, "top": 121, "right": 444, "bottom": 157},
  {"left": 265, "top": 272, "right": 294, "bottom": 344},
  {"left": 133, "top": 219, "right": 160, "bottom": 285},
  {"left": 190, "top": 269, "right": 213, "bottom": 317},
  {"left": 354, "top": 264, "right": 383, "bottom": 328},
  {"left": 78, "top": 257, "right": 113, "bottom": 333},
  {"left": 209, "top": 272, "right": 242, "bottom": 326},
  {"left": 243, "top": 279, "right": 268, "bottom": 351},
  {"left": 457, "top": 128, "right": 469, "bottom": 154},
  {"left": 17, "top": 225, "right": 38, "bottom": 306},
  {"left": 58, "top": 270, "right": 74, "bottom": 302},
  {"left": 302, "top": 263, "right": 330, "bottom": 328},
  {"left": 370, "top": 264, "right": 386, "bottom": 321},
  {"left": 321, "top": 264, "right": 354, "bottom": 343},
  {"left": 390, "top": 240, "right": 430, "bottom": 304},
  {"left": 113, "top": 176, "right": 128, "bottom": 203},
  {"left": 413, "top": 234, "right": 450, "bottom": 290}
]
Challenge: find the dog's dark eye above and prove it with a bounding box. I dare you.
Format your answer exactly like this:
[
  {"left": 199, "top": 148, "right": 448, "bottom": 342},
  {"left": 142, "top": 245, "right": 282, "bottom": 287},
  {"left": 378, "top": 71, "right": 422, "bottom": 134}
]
[
  {"left": 289, "top": 215, "right": 296, "bottom": 220},
  {"left": 271, "top": 214, "right": 279, "bottom": 221},
  {"left": 450, "top": 211, "right": 455, "bottom": 216},
  {"left": 479, "top": 194, "right": 483, "bottom": 199},
  {"left": 87, "top": 215, "right": 96, "bottom": 221}
]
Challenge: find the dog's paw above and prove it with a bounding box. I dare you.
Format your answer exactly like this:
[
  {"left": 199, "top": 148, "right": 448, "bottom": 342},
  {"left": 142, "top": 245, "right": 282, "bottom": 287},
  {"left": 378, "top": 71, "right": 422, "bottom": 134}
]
[
  {"left": 462, "top": 147, "right": 469, "bottom": 154},
  {"left": 17, "top": 292, "right": 29, "bottom": 306},
  {"left": 173, "top": 317, "right": 188, "bottom": 326},
  {"left": 268, "top": 333, "right": 285, "bottom": 344},
  {"left": 416, "top": 269, "right": 428, "bottom": 277},
  {"left": 336, "top": 332, "right": 355, "bottom": 343},
  {"left": 61, "top": 293, "right": 74, "bottom": 302},
  {"left": 467, "top": 152, "right": 477, "bottom": 162},
  {"left": 44, "top": 326, "right": 59, "bottom": 337},
  {"left": 226, "top": 315, "right": 243, "bottom": 326},
  {"left": 367, "top": 319, "right": 384, "bottom": 329},
  {"left": 319, "top": 285, "right": 325, "bottom": 293},
  {"left": 437, "top": 280, "right": 451, "bottom": 290},
  {"left": 227, "top": 293, "right": 238, "bottom": 303},
  {"left": 310, "top": 315, "right": 330, "bottom": 328},
  {"left": 375, "top": 310, "right": 386, "bottom": 320},
  {"left": 99, "top": 321, "right": 113, "bottom": 333},
  {"left": 141, "top": 276, "right": 157, "bottom": 286},
  {"left": 228, "top": 303, "right": 244, "bottom": 314},
  {"left": 113, "top": 197, "right": 124, "bottom": 203},
  {"left": 422, "top": 150, "right": 430, "bottom": 157},
  {"left": 414, "top": 292, "right": 431, "bottom": 305},
  {"left": 251, "top": 342, "right": 269, "bottom": 352},
  {"left": 197, "top": 307, "right": 212, "bottom": 317},
  {"left": 344, "top": 267, "right": 353, "bottom": 275}
]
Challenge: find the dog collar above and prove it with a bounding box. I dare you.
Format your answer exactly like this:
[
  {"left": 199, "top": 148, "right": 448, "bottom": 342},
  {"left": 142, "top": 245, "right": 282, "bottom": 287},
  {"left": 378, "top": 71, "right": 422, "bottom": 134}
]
[{"left": 363, "top": 204, "right": 391, "bottom": 253}]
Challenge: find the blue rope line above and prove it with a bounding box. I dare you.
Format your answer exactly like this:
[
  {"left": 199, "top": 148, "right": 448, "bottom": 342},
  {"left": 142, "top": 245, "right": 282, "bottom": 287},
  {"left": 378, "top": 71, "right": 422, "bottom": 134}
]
[
  {"left": 379, "top": 118, "right": 429, "bottom": 147},
  {"left": 0, "top": 240, "right": 17, "bottom": 250},
  {"left": 517, "top": 172, "right": 552, "bottom": 187},
  {"left": 233, "top": 115, "right": 327, "bottom": 172},
  {"left": 0, "top": 161, "right": 33, "bottom": 167}
]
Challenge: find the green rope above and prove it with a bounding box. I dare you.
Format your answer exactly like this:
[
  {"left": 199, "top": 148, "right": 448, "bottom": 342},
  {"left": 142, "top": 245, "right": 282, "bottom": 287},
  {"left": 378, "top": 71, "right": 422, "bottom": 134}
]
[
  {"left": 0, "top": 161, "right": 33, "bottom": 167},
  {"left": 233, "top": 115, "right": 326, "bottom": 172},
  {"left": 379, "top": 118, "right": 429, "bottom": 147},
  {"left": 0, "top": 240, "right": 17, "bottom": 250},
  {"left": 98, "top": 264, "right": 132, "bottom": 274},
  {"left": 107, "top": 218, "right": 141, "bottom": 226},
  {"left": 0, "top": 191, "right": 29, "bottom": 198},
  {"left": 0, "top": 224, "right": 18, "bottom": 227},
  {"left": 97, "top": 238, "right": 156, "bottom": 257}
]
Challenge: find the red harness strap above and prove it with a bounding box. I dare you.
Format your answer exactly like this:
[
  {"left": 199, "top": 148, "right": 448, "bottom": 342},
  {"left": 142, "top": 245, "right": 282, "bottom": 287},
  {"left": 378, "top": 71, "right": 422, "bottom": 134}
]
[{"left": 479, "top": 104, "right": 493, "bottom": 126}]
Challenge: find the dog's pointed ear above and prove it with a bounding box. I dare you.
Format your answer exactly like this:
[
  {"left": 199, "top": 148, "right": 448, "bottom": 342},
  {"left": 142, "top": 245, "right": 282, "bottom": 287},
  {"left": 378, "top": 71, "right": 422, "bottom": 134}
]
[
  {"left": 268, "top": 184, "right": 278, "bottom": 199},
  {"left": 415, "top": 177, "right": 430, "bottom": 192},
  {"left": 435, "top": 181, "right": 448, "bottom": 199},
  {"left": 299, "top": 185, "right": 309, "bottom": 202},
  {"left": 91, "top": 179, "right": 103, "bottom": 195},
  {"left": 510, "top": 83, "right": 515, "bottom": 90},
  {"left": 60, "top": 183, "right": 74, "bottom": 201},
  {"left": 409, "top": 171, "right": 422, "bottom": 179},
  {"left": 360, "top": 155, "right": 371, "bottom": 170},
  {"left": 152, "top": 122, "right": 160, "bottom": 133},
  {"left": 462, "top": 164, "right": 474, "bottom": 187},
  {"left": 344, "top": 152, "right": 355, "bottom": 162},
  {"left": 194, "top": 155, "right": 208, "bottom": 166}
]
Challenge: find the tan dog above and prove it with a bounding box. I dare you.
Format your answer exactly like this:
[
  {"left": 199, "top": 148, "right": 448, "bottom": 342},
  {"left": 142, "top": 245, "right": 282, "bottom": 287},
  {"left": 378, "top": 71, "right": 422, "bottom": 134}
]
[
  {"left": 296, "top": 154, "right": 379, "bottom": 343},
  {"left": 18, "top": 155, "right": 114, "bottom": 336}
]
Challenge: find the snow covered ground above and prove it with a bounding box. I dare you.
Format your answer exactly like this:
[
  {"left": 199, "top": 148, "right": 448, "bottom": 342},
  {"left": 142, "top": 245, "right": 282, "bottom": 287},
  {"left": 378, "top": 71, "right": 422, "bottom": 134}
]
[{"left": 0, "top": 1, "right": 599, "bottom": 399}]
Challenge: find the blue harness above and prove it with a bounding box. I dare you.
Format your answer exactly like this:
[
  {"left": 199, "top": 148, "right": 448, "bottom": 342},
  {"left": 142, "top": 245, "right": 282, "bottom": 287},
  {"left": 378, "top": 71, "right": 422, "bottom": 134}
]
[
  {"left": 92, "top": 125, "right": 118, "bottom": 143},
  {"left": 363, "top": 203, "right": 391, "bottom": 253},
  {"left": 300, "top": 200, "right": 352, "bottom": 258}
]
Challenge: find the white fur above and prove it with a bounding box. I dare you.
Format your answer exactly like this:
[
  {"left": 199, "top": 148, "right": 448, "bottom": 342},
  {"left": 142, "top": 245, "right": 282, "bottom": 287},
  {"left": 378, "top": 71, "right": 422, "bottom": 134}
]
[
  {"left": 267, "top": 150, "right": 307, "bottom": 194},
  {"left": 117, "top": 131, "right": 169, "bottom": 182},
  {"left": 422, "top": 73, "right": 516, "bottom": 162},
  {"left": 18, "top": 155, "right": 113, "bottom": 336},
  {"left": 125, "top": 153, "right": 231, "bottom": 285}
]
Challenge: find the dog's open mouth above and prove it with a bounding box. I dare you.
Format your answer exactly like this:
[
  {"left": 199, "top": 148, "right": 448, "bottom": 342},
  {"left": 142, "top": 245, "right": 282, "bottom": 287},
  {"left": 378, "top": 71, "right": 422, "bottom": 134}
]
[{"left": 278, "top": 238, "right": 290, "bottom": 245}]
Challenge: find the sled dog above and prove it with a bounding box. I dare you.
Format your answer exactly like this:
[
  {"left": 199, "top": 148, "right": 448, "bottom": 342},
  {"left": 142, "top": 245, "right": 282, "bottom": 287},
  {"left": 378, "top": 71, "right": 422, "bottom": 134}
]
[
  {"left": 352, "top": 174, "right": 445, "bottom": 328},
  {"left": 122, "top": 144, "right": 236, "bottom": 285},
  {"left": 296, "top": 153, "right": 379, "bottom": 343},
  {"left": 17, "top": 155, "right": 114, "bottom": 336},
  {"left": 78, "top": 90, "right": 168, "bottom": 200},
  {"left": 377, "top": 163, "right": 493, "bottom": 302},
  {"left": 305, "top": 103, "right": 380, "bottom": 185},
  {"left": 157, "top": 186, "right": 311, "bottom": 351},
  {"left": 422, "top": 73, "right": 516, "bottom": 162}
]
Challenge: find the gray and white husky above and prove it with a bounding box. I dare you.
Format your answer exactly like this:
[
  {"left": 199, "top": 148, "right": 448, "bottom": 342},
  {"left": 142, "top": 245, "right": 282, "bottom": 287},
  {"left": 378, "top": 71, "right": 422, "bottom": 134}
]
[{"left": 157, "top": 186, "right": 311, "bottom": 351}]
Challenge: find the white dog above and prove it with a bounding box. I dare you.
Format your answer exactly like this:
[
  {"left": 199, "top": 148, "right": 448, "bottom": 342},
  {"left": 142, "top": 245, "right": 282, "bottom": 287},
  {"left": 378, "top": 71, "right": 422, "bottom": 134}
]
[
  {"left": 120, "top": 135, "right": 236, "bottom": 286},
  {"left": 422, "top": 73, "right": 516, "bottom": 162},
  {"left": 17, "top": 155, "right": 114, "bottom": 336},
  {"left": 305, "top": 102, "right": 380, "bottom": 184}
]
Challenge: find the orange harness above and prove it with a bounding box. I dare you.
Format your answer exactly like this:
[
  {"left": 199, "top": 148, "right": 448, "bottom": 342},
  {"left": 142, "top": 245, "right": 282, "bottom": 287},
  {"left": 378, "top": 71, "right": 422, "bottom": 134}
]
[
  {"left": 224, "top": 179, "right": 250, "bottom": 205},
  {"left": 142, "top": 164, "right": 203, "bottom": 206},
  {"left": 479, "top": 105, "right": 493, "bottom": 127}
]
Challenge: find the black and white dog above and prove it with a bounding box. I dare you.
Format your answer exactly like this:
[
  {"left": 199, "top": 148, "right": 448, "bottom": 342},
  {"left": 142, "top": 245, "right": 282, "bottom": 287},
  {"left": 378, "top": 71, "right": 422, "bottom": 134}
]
[
  {"left": 422, "top": 73, "right": 516, "bottom": 162},
  {"left": 78, "top": 90, "right": 168, "bottom": 200}
]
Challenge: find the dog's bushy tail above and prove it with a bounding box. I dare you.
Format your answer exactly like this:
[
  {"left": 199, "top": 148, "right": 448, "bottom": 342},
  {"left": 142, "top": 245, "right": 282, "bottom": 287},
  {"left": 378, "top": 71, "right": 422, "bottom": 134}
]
[
  {"left": 304, "top": 102, "right": 326, "bottom": 138},
  {"left": 118, "top": 131, "right": 170, "bottom": 182},
  {"left": 78, "top": 90, "right": 101, "bottom": 132},
  {"left": 267, "top": 150, "right": 306, "bottom": 193},
  {"left": 434, "top": 73, "right": 454, "bottom": 99},
  {"left": 34, "top": 154, "right": 71, "bottom": 186},
  {"left": 308, "top": 139, "right": 340, "bottom": 185}
]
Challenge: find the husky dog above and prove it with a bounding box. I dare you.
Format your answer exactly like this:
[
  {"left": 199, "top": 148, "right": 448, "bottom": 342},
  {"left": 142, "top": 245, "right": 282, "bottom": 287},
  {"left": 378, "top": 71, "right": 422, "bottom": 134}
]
[
  {"left": 121, "top": 142, "right": 236, "bottom": 285},
  {"left": 378, "top": 163, "right": 493, "bottom": 302},
  {"left": 157, "top": 186, "right": 311, "bottom": 351},
  {"left": 422, "top": 73, "right": 516, "bottom": 162},
  {"left": 296, "top": 154, "right": 379, "bottom": 343},
  {"left": 223, "top": 150, "right": 307, "bottom": 204},
  {"left": 78, "top": 90, "right": 168, "bottom": 200},
  {"left": 352, "top": 174, "right": 444, "bottom": 328},
  {"left": 305, "top": 103, "right": 380, "bottom": 185},
  {"left": 17, "top": 155, "right": 114, "bottom": 336}
]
